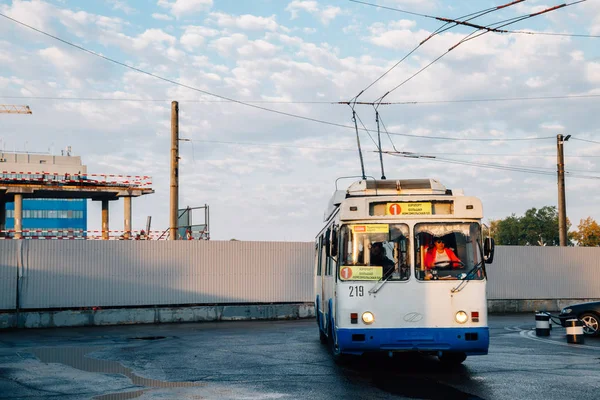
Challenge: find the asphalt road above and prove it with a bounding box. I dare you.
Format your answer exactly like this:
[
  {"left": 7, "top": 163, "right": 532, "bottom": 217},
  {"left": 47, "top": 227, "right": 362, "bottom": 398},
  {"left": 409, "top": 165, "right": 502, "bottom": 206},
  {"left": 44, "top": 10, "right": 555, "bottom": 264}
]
[{"left": 1, "top": 314, "right": 599, "bottom": 399}]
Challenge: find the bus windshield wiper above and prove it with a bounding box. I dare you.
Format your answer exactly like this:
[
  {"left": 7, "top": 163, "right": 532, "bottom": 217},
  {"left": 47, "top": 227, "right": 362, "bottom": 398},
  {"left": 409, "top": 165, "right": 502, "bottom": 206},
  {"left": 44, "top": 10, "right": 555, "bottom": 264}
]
[
  {"left": 451, "top": 261, "right": 484, "bottom": 293},
  {"left": 368, "top": 270, "right": 394, "bottom": 294}
]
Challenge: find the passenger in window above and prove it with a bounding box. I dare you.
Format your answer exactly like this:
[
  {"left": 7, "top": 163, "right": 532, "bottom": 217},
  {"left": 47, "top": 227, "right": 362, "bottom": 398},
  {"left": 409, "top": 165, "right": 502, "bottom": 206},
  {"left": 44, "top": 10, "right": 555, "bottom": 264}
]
[
  {"left": 370, "top": 242, "right": 395, "bottom": 278},
  {"left": 424, "top": 238, "right": 462, "bottom": 269}
]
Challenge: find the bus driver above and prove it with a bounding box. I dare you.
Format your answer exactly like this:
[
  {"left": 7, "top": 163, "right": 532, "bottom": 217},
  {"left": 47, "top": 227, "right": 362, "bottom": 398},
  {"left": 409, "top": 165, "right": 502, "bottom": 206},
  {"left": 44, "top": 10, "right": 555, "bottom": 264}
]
[{"left": 424, "top": 238, "right": 461, "bottom": 269}]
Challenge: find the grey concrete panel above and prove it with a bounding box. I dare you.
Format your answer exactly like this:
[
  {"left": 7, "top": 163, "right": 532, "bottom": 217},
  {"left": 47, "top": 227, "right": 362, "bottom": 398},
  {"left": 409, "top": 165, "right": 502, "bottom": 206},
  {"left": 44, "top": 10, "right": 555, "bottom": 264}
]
[
  {"left": 487, "top": 246, "right": 600, "bottom": 299},
  {"left": 0, "top": 240, "right": 17, "bottom": 310},
  {"left": 16, "top": 240, "right": 314, "bottom": 309}
]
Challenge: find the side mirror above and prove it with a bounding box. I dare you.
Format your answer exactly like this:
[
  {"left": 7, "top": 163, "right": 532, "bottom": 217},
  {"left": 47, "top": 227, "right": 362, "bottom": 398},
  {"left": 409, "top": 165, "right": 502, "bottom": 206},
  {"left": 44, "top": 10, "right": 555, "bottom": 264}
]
[
  {"left": 330, "top": 229, "right": 338, "bottom": 257},
  {"left": 484, "top": 237, "right": 495, "bottom": 264}
]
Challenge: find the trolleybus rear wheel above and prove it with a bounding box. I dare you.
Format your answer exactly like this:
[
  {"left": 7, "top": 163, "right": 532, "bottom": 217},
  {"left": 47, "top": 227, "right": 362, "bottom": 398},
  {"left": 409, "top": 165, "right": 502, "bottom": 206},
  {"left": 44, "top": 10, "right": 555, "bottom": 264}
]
[{"left": 319, "top": 325, "right": 327, "bottom": 344}]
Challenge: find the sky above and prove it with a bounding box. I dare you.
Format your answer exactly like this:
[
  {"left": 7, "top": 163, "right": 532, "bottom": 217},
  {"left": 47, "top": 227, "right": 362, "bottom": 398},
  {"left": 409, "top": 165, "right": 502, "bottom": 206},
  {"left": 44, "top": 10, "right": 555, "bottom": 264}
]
[{"left": 0, "top": 0, "right": 599, "bottom": 241}]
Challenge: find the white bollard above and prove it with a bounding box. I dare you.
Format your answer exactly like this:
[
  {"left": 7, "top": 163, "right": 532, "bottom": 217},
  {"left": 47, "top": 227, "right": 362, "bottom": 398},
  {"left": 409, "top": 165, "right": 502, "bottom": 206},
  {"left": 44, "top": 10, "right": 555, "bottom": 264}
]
[
  {"left": 535, "top": 312, "right": 550, "bottom": 337},
  {"left": 566, "top": 319, "right": 585, "bottom": 344}
]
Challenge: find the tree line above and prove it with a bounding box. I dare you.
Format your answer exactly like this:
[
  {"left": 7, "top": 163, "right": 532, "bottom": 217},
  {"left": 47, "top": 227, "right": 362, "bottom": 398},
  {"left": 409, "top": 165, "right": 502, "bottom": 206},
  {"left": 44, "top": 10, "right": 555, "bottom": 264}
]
[{"left": 486, "top": 206, "right": 600, "bottom": 246}]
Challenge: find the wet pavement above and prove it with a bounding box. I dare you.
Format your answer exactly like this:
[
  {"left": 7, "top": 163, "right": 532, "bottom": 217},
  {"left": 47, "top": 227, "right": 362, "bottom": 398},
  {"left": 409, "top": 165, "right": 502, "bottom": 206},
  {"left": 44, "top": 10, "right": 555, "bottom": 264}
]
[{"left": 1, "top": 314, "right": 599, "bottom": 399}]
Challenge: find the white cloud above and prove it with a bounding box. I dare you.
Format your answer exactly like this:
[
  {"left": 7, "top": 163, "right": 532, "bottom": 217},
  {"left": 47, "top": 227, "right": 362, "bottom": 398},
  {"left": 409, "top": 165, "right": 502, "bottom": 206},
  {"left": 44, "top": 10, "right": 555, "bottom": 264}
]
[
  {"left": 152, "top": 13, "right": 173, "bottom": 21},
  {"left": 180, "top": 25, "right": 219, "bottom": 51},
  {"left": 106, "top": 0, "right": 136, "bottom": 14},
  {"left": 158, "top": 0, "right": 213, "bottom": 18},
  {"left": 2, "top": 0, "right": 600, "bottom": 241},
  {"left": 208, "top": 12, "right": 280, "bottom": 31},
  {"left": 586, "top": 62, "right": 600, "bottom": 83},
  {"left": 286, "top": 1, "right": 342, "bottom": 25}
]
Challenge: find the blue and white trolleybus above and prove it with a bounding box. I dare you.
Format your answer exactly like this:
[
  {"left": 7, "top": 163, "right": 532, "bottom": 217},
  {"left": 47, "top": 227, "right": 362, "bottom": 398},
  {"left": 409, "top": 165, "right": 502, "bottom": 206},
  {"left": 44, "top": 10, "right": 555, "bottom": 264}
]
[{"left": 314, "top": 178, "right": 495, "bottom": 364}]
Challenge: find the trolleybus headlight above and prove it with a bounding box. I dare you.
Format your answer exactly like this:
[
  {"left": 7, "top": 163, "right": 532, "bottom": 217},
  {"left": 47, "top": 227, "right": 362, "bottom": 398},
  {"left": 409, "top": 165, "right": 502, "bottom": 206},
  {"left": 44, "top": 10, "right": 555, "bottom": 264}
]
[
  {"left": 455, "top": 311, "right": 468, "bottom": 324},
  {"left": 362, "top": 312, "right": 375, "bottom": 325}
]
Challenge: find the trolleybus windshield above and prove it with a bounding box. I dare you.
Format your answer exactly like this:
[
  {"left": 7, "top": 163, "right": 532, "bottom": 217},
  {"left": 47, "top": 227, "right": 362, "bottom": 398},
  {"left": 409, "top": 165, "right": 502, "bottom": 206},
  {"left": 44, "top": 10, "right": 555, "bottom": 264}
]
[
  {"left": 340, "top": 224, "right": 409, "bottom": 281},
  {"left": 414, "top": 222, "right": 483, "bottom": 281}
]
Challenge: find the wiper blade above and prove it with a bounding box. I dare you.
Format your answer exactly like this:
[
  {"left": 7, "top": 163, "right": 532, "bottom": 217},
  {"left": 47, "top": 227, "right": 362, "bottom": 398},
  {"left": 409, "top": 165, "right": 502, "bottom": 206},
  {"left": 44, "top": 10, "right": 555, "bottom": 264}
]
[
  {"left": 451, "top": 261, "right": 484, "bottom": 293},
  {"left": 368, "top": 270, "right": 393, "bottom": 294},
  {"left": 465, "top": 261, "right": 484, "bottom": 279}
]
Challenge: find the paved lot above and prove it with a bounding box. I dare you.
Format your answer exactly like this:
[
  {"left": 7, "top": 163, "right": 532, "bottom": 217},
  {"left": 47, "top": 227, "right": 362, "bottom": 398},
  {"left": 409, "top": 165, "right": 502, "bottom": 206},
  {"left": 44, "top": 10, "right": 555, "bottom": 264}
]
[{"left": 1, "top": 314, "right": 599, "bottom": 400}]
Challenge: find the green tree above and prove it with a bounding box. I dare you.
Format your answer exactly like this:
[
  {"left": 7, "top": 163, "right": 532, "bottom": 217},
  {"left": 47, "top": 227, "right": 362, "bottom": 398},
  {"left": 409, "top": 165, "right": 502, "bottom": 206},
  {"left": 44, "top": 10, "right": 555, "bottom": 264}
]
[
  {"left": 573, "top": 217, "right": 600, "bottom": 247},
  {"left": 493, "top": 206, "right": 572, "bottom": 246}
]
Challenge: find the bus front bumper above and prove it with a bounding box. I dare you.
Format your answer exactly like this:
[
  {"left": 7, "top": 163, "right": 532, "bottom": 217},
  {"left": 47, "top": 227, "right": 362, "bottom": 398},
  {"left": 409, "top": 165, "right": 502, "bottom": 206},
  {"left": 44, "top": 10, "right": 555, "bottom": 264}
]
[{"left": 336, "top": 327, "right": 489, "bottom": 355}]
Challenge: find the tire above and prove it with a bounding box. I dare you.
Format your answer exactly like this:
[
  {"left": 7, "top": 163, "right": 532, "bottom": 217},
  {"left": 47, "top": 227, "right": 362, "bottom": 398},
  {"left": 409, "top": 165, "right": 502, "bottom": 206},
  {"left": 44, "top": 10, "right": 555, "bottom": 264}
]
[
  {"left": 579, "top": 313, "right": 600, "bottom": 337},
  {"left": 319, "top": 320, "right": 327, "bottom": 344},
  {"left": 327, "top": 318, "right": 348, "bottom": 364},
  {"left": 438, "top": 352, "right": 467, "bottom": 365}
]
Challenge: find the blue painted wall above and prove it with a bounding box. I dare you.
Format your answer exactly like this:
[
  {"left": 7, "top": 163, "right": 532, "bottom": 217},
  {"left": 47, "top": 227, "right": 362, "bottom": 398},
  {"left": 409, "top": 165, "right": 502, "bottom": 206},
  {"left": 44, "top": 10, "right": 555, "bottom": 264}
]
[{"left": 5, "top": 199, "right": 87, "bottom": 236}]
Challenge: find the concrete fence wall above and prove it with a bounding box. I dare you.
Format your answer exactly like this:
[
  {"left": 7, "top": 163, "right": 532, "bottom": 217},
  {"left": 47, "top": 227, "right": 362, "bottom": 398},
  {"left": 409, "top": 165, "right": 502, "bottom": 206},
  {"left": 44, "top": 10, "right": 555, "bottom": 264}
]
[{"left": 1, "top": 242, "right": 599, "bottom": 313}]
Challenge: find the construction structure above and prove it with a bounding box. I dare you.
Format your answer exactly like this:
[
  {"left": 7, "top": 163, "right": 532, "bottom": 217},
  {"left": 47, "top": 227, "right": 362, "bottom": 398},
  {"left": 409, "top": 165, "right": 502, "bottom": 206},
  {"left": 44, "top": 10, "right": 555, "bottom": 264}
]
[
  {"left": 0, "top": 151, "right": 154, "bottom": 239},
  {"left": 2, "top": 151, "right": 88, "bottom": 237},
  {"left": 0, "top": 105, "right": 32, "bottom": 114}
]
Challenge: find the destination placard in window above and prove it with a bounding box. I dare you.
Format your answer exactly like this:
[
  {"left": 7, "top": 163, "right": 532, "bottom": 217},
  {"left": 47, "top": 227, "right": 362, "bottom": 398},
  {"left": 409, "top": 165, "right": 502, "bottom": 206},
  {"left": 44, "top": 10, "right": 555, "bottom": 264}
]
[
  {"left": 386, "top": 202, "right": 432, "bottom": 215},
  {"left": 351, "top": 224, "right": 389, "bottom": 233},
  {"left": 340, "top": 266, "right": 383, "bottom": 281}
]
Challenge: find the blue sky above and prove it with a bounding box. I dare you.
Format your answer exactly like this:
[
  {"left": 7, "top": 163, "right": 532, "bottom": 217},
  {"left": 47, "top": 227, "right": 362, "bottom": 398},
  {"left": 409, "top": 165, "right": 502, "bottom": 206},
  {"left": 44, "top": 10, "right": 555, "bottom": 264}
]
[{"left": 1, "top": 0, "right": 600, "bottom": 240}]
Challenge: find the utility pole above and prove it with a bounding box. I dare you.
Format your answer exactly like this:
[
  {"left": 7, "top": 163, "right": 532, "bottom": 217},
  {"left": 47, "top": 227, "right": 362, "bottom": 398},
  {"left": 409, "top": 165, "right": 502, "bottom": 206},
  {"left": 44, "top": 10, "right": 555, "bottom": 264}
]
[
  {"left": 557, "top": 134, "right": 570, "bottom": 246},
  {"left": 169, "top": 101, "right": 179, "bottom": 240}
]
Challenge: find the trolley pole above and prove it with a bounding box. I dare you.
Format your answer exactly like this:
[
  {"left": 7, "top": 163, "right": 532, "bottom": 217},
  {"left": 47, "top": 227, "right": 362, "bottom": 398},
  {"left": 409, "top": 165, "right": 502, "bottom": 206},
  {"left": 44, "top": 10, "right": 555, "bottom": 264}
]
[
  {"left": 169, "top": 101, "right": 179, "bottom": 240},
  {"left": 557, "top": 134, "right": 570, "bottom": 246}
]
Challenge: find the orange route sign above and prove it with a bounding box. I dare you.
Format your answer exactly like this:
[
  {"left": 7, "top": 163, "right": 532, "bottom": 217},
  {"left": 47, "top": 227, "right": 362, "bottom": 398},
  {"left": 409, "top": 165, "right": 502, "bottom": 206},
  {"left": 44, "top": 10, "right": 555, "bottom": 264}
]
[
  {"left": 340, "top": 267, "right": 353, "bottom": 280},
  {"left": 386, "top": 202, "right": 432, "bottom": 215},
  {"left": 339, "top": 266, "right": 382, "bottom": 281}
]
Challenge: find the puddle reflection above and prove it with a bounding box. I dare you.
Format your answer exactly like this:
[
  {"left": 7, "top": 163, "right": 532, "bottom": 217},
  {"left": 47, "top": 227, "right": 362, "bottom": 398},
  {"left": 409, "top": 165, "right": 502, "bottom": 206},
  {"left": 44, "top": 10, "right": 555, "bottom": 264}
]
[{"left": 29, "top": 346, "right": 203, "bottom": 399}]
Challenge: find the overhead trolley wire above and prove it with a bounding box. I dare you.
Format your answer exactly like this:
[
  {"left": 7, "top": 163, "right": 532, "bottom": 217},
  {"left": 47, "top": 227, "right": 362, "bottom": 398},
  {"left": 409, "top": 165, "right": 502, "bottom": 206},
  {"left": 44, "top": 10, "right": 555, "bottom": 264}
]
[
  {"left": 373, "top": 1, "right": 586, "bottom": 105},
  {"left": 351, "top": 0, "right": 599, "bottom": 39},
  {"left": 454, "top": 1, "right": 589, "bottom": 47},
  {"left": 348, "top": 1, "right": 524, "bottom": 104}
]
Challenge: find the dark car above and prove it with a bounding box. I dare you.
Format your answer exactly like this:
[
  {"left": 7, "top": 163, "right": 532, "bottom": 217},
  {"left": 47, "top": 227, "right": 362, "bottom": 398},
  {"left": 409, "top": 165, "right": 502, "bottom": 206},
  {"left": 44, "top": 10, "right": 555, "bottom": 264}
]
[{"left": 558, "top": 301, "right": 600, "bottom": 336}]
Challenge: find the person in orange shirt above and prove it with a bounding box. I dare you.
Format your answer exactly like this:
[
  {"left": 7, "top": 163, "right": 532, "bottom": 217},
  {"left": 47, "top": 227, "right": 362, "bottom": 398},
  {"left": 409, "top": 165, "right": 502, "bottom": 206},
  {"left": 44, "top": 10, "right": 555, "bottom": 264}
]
[{"left": 424, "top": 238, "right": 462, "bottom": 269}]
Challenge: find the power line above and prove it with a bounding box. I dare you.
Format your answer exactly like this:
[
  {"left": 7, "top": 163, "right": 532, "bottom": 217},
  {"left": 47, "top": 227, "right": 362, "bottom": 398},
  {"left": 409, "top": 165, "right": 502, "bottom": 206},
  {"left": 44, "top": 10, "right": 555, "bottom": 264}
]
[
  {"left": 350, "top": 1, "right": 523, "bottom": 103},
  {"left": 382, "top": 93, "right": 600, "bottom": 105},
  {"left": 374, "top": 1, "right": 587, "bottom": 104},
  {"left": 385, "top": 151, "right": 600, "bottom": 180},
  {"left": 4, "top": 93, "right": 600, "bottom": 105},
  {"left": 190, "top": 139, "right": 357, "bottom": 152},
  {"left": 192, "top": 140, "right": 600, "bottom": 164},
  {"left": 348, "top": 0, "right": 435, "bottom": 19},
  {"left": 0, "top": 95, "right": 335, "bottom": 104},
  {"left": 0, "top": 12, "right": 547, "bottom": 144},
  {"left": 571, "top": 137, "right": 600, "bottom": 145},
  {"left": 351, "top": 0, "right": 599, "bottom": 38},
  {"left": 0, "top": 13, "right": 361, "bottom": 134}
]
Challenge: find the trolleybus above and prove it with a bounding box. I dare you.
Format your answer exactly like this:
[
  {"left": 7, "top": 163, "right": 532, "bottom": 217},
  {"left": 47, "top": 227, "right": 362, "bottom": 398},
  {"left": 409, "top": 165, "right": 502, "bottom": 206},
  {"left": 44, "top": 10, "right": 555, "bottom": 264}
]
[{"left": 314, "top": 178, "right": 495, "bottom": 364}]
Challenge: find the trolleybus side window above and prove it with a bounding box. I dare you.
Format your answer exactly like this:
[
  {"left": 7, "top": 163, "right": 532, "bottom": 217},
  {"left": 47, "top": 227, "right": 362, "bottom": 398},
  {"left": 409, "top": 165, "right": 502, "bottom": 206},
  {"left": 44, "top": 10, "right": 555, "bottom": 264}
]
[
  {"left": 414, "top": 222, "right": 483, "bottom": 281},
  {"left": 315, "top": 238, "right": 322, "bottom": 276},
  {"left": 339, "top": 223, "right": 410, "bottom": 281}
]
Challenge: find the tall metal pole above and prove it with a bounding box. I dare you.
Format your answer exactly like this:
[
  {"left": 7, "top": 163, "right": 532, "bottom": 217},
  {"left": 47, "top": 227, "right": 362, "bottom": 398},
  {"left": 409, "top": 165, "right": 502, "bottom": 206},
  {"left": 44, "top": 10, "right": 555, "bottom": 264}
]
[
  {"left": 557, "top": 134, "right": 570, "bottom": 246},
  {"left": 169, "top": 101, "right": 179, "bottom": 240}
]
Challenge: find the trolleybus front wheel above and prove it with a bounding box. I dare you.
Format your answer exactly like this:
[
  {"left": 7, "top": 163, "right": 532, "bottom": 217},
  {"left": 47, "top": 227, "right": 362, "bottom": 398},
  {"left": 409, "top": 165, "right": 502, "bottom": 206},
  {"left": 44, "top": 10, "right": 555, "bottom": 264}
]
[
  {"left": 327, "top": 320, "right": 349, "bottom": 364},
  {"left": 438, "top": 352, "right": 467, "bottom": 365}
]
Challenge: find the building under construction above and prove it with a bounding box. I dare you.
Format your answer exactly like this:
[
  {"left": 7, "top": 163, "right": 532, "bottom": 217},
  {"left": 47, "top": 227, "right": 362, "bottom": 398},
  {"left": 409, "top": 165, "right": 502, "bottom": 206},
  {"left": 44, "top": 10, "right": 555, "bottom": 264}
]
[{"left": 0, "top": 150, "right": 154, "bottom": 239}]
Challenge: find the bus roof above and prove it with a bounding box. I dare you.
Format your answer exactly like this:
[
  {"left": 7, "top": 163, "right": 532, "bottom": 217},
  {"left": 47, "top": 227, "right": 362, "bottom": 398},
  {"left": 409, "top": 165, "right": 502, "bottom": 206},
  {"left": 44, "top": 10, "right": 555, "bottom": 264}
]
[{"left": 324, "top": 179, "right": 463, "bottom": 222}]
